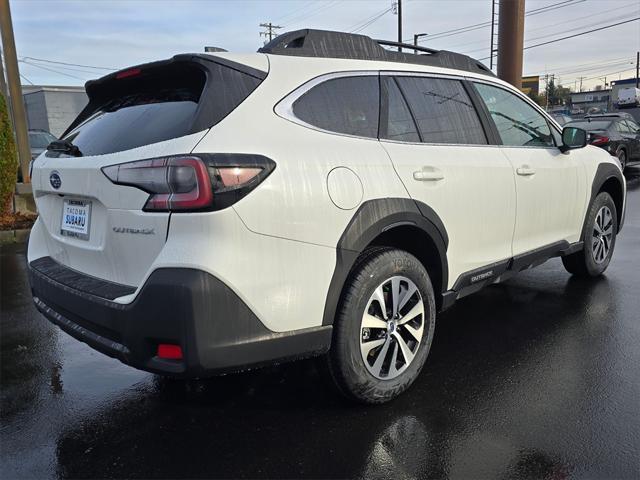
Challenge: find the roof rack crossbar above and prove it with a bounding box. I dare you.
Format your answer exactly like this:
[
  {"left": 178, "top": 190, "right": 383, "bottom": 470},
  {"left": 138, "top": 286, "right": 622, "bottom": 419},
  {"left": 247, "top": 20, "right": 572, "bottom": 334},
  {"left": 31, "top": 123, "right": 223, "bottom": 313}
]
[{"left": 374, "top": 39, "right": 438, "bottom": 55}]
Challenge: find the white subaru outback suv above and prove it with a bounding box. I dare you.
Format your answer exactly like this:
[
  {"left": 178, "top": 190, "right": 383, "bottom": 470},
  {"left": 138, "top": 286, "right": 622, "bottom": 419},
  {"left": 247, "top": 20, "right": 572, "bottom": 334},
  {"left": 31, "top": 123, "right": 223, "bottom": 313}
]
[{"left": 28, "top": 30, "right": 626, "bottom": 403}]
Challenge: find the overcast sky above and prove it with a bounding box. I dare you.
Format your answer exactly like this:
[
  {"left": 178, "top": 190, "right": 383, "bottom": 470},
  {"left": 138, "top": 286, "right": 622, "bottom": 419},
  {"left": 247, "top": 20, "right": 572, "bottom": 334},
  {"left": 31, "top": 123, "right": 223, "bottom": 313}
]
[{"left": 8, "top": 0, "right": 640, "bottom": 91}]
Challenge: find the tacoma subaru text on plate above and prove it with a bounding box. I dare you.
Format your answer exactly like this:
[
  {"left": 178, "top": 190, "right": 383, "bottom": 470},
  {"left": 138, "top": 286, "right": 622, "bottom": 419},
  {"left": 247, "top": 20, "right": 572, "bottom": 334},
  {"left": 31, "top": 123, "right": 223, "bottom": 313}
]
[{"left": 28, "top": 29, "right": 626, "bottom": 403}]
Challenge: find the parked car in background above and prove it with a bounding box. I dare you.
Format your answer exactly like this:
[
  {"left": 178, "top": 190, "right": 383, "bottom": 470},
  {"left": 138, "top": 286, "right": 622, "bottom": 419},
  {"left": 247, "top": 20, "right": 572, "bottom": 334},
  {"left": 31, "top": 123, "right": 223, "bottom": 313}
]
[
  {"left": 28, "top": 129, "right": 57, "bottom": 160},
  {"left": 566, "top": 115, "right": 640, "bottom": 169},
  {"left": 551, "top": 113, "right": 573, "bottom": 125},
  {"left": 616, "top": 87, "right": 640, "bottom": 108}
]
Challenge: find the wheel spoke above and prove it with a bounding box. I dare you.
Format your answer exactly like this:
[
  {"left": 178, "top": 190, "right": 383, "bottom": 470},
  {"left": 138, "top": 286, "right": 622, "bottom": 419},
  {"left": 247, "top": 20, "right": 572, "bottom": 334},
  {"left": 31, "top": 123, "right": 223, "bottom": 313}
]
[
  {"left": 398, "top": 301, "right": 423, "bottom": 325},
  {"left": 362, "top": 313, "right": 387, "bottom": 329},
  {"left": 387, "top": 341, "right": 400, "bottom": 377},
  {"left": 394, "top": 332, "right": 415, "bottom": 365},
  {"left": 372, "top": 284, "right": 388, "bottom": 320},
  {"left": 361, "top": 337, "right": 386, "bottom": 357},
  {"left": 403, "top": 323, "right": 423, "bottom": 342},
  {"left": 371, "top": 338, "right": 391, "bottom": 377},
  {"left": 398, "top": 282, "right": 418, "bottom": 313},
  {"left": 391, "top": 277, "right": 402, "bottom": 317}
]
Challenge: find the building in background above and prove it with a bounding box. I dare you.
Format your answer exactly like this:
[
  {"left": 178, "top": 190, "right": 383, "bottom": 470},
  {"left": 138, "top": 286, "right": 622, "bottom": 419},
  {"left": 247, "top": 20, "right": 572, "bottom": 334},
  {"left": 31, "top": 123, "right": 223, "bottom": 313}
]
[
  {"left": 569, "top": 89, "right": 611, "bottom": 115},
  {"left": 521, "top": 75, "right": 540, "bottom": 96},
  {"left": 22, "top": 85, "right": 87, "bottom": 137}
]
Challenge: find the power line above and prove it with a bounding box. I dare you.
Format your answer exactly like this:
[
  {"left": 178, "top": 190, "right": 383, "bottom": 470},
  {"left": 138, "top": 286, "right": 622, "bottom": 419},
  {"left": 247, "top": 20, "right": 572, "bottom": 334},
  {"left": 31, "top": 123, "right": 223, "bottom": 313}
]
[
  {"left": 21, "top": 56, "right": 116, "bottom": 71},
  {"left": 409, "top": 0, "right": 585, "bottom": 43},
  {"left": 351, "top": 8, "right": 392, "bottom": 34},
  {"left": 19, "top": 73, "right": 33, "bottom": 85},
  {"left": 273, "top": 0, "right": 322, "bottom": 23},
  {"left": 477, "top": 17, "right": 640, "bottom": 61},
  {"left": 19, "top": 60, "right": 88, "bottom": 81},
  {"left": 346, "top": 5, "right": 391, "bottom": 33},
  {"left": 285, "top": 0, "right": 338, "bottom": 28}
]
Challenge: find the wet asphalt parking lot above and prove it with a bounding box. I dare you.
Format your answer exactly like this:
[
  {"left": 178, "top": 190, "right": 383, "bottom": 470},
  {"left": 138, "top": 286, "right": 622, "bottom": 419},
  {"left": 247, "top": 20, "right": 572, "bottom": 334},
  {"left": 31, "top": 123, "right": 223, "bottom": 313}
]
[{"left": 1, "top": 167, "right": 639, "bottom": 479}]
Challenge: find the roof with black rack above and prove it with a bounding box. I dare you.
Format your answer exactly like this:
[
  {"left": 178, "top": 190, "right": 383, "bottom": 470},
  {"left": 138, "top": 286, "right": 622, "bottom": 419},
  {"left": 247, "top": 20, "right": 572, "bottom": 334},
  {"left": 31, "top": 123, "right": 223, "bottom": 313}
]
[{"left": 258, "top": 29, "right": 495, "bottom": 78}]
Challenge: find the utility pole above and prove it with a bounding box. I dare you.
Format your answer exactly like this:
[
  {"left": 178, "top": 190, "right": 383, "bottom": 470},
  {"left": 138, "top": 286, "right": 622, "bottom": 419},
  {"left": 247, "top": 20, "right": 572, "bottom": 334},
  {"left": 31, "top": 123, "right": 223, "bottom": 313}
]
[
  {"left": 392, "top": 0, "right": 402, "bottom": 52},
  {"left": 636, "top": 51, "right": 639, "bottom": 88},
  {"left": 259, "top": 22, "right": 282, "bottom": 45},
  {"left": 497, "top": 0, "right": 525, "bottom": 88},
  {"left": 489, "top": 0, "right": 498, "bottom": 70},
  {"left": 0, "top": 48, "right": 8, "bottom": 99},
  {"left": 578, "top": 76, "right": 585, "bottom": 92},
  {"left": 413, "top": 33, "right": 427, "bottom": 54},
  {"left": 0, "top": 0, "right": 31, "bottom": 184}
]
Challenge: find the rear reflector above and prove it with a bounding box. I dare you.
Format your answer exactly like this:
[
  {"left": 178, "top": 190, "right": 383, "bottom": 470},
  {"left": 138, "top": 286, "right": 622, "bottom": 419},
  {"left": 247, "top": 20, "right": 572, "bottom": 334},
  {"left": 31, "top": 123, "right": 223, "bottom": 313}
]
[{"left": 157, "top": 344, "right": 183, "bottom": 360}]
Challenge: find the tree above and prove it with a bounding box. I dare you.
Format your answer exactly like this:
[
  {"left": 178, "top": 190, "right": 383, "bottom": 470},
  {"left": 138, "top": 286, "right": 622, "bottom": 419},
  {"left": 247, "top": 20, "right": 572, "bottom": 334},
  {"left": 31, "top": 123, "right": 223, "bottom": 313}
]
[{"left": 0, "top": 92, "right": 18, "bottom": 217}]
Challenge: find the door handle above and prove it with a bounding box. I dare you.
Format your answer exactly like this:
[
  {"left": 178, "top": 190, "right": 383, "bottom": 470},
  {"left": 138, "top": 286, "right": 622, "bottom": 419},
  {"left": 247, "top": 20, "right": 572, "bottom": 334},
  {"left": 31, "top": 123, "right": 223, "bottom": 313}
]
[
  {"left": 413, "top": 167, "right": 444, "bottom": 181},
  {"left": 516, "top": 165, "right": 536, "bottom": 176}
]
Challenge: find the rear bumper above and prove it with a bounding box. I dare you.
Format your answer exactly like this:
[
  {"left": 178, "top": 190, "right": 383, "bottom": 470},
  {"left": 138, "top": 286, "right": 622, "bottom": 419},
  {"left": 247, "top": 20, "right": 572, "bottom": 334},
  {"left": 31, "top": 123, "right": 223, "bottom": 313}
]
[{"left": 29, "top": 258, "right": 332, "bottom": 377}]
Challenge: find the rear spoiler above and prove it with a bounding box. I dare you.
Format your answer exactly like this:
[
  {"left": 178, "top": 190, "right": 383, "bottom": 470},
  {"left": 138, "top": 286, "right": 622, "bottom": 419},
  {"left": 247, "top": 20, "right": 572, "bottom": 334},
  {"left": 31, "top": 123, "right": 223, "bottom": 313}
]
[{"left": 61, "top": 54, "right": 268, "bottom": 139}]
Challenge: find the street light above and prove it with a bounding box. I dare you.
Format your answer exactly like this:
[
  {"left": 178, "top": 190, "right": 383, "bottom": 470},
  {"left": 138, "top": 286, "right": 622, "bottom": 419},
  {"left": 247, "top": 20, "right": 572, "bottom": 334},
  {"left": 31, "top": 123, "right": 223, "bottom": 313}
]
[{"left": 413, "top": 33, "right": 428, "bottom": 54}]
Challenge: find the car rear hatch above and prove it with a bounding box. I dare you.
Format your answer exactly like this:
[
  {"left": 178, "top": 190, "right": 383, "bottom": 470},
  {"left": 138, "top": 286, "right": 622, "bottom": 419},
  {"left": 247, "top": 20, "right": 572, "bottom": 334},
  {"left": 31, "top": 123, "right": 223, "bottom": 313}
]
[{"left": 30, "top": 54, "right": 266, "bottom": 291}]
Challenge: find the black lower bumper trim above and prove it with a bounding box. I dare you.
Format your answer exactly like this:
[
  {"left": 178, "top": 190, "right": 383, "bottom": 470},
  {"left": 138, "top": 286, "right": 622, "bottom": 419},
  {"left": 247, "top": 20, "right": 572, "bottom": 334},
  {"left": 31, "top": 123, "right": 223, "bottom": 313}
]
[{"left": 29, "top": 262, "right": 332, "bottom": 377}]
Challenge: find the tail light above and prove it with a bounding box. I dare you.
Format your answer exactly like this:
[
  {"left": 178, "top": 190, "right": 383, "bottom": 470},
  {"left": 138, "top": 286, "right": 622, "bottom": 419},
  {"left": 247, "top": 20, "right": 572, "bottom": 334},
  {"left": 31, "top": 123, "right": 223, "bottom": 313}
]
[
  {"left": 589, "top": 134, "right": 609, "bottom": 146},
  {"left": 102, "top": 154, "right": 275, "bottom": 212}
]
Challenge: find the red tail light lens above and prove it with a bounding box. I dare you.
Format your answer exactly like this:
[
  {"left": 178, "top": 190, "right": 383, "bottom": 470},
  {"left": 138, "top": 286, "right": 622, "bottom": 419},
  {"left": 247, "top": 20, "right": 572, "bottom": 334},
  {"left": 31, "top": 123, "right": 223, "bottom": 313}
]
[
  {"left": 116, "top": 68, "right": 142, "bottom": 79},
  {"left": 102, "top": 154, "right": 276, "bottom": 212},
  {"left": 589, "top": 134, "right": 609, "bottom": 146},
  {"left": 102, "top": 156, "right": 212, "bottom": 211}
]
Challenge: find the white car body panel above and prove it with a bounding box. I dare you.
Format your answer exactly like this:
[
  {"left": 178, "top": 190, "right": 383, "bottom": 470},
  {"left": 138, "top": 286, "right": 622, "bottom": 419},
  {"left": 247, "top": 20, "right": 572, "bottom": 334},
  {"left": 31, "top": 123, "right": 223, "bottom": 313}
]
[{"left": 27, "top": 51, "right": 627, "bottom": 336}]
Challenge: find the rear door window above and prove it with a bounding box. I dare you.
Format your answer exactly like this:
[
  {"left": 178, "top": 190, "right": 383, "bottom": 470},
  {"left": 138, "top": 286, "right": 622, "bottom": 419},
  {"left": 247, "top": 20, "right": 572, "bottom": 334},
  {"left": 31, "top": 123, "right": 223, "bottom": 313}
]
[
  {"left": 394, "top": 76, "right": 487, "bottom": 145},
  {"left": 380, "top": 77, "right": 420, "bottom": 143},
  {"left": 62, "top": 61, "right": 262, "bottom": 156},
  {"left": 474, "top": 82, "right": 554, "bottom": 147},
  {"left": 292, "top": 76, "right": 379, "bottom": 138}
]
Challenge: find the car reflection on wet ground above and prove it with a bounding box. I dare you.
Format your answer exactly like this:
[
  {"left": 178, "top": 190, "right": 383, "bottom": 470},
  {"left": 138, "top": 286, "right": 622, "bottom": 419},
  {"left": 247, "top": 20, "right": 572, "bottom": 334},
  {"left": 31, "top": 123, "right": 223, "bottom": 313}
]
[{"left": 1, "top": 167, "right": 639, "bottom": 479}]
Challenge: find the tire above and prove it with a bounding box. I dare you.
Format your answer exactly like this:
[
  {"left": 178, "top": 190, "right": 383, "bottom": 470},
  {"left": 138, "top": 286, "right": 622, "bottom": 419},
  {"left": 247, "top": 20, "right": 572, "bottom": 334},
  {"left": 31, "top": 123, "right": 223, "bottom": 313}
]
[
  {"left": 562, "top": 192, "right": 617, "bottom": 277},
  {"left": 617, "top": 149, "right": 627, "bottom": 171},
  {"left": 325, "top": 248, "right": 436, "bottom": 404}
]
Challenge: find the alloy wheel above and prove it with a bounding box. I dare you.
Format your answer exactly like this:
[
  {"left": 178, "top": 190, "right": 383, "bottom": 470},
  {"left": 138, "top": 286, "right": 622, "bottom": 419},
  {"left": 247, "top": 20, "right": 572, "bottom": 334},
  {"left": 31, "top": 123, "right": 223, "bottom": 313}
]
[
  {"left": 360, "top": 276, "right": 425, "bottom": 380},
  {"left": 592, "top": 205, "right": 613, "bottom": 264}
]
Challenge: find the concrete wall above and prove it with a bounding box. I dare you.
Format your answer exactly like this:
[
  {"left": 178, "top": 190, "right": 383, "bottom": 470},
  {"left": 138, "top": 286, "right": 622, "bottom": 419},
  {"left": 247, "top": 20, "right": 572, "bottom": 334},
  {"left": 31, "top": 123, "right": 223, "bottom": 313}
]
[{"left": 23, "top": 88, "right": 88, "bottom": 137}]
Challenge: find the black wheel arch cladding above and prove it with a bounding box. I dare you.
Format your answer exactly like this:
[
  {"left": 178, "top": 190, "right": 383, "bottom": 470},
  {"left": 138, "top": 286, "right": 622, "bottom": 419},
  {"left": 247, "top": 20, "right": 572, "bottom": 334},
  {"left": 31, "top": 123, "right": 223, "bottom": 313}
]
[
  {"left": 322, "top": 198, "right": 449, "bottom": 326},
  {"left": 581, "top": 162, "right": 625, "bottom": 238}
]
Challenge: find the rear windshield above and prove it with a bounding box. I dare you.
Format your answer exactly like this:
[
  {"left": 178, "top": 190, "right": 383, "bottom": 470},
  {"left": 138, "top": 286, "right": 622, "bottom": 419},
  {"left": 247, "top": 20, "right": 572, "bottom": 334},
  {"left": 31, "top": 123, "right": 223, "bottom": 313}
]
[
  {"left": 62, "top": 60, "right": 262, "bottom": 156},
  {"left": 566, "top": 120, "right": 611, "bottom": 131}
]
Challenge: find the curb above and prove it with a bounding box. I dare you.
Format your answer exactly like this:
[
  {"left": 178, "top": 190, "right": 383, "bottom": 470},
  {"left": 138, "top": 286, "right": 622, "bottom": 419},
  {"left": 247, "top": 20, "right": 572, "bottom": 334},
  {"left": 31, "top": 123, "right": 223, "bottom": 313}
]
[{"left": 0, "top": 228, "right": 31, "bottom": 245}]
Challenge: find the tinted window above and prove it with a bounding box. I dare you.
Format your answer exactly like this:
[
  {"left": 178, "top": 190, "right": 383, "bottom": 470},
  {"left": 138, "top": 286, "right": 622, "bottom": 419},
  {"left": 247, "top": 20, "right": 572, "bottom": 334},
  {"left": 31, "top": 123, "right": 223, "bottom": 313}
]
[
  {"left": 474, "top": 83, "right": 554, "bottom": 147},
  {"left": 63, "top": 62, "right": 262, "bottom": 156},
  {"left": 395, "top": 77, "right": 487, "bottom": 145},
  {"left": 615, "top": 120, "right": 631, "bottom": 133},
  {"left": 293, "top": 76, "right": 379, "bottom": 138},
  {"left": 381, "top": 77, "right": 420, "bottom": 142},
  {"left": 627, "top": 120, "right": 640, "bottom": 132}
]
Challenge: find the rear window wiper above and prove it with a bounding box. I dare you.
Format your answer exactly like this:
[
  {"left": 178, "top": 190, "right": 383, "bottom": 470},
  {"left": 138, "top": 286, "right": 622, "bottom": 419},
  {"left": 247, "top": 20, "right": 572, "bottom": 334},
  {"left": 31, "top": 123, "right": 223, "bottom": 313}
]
[{"left": 47, "top": 139, "right": 83, "bottom": 157}]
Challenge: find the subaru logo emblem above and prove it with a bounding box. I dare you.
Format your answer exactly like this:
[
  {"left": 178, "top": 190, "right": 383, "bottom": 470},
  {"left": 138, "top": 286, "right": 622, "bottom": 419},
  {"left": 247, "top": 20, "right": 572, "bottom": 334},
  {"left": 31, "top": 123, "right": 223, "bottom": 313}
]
[{"left": 49, "top": 171, "right": 61, "bottom": 189}]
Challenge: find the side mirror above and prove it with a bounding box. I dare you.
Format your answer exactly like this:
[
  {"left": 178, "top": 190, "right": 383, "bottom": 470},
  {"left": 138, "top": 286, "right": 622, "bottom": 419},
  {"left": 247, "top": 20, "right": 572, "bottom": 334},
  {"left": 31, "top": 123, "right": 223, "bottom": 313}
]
[{"left": 560, "top": 126, "right": 587, "bottom": 153}]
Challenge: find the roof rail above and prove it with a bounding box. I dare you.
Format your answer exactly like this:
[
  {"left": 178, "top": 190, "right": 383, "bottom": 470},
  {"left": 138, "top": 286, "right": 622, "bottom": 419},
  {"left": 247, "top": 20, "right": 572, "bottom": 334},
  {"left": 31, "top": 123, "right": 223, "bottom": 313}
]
[
  {"left": 374, "top": 39, "right": 438, "bottom": 55},
  {"left": 258, "top": 29, "right": 495, "bottom": 77}
]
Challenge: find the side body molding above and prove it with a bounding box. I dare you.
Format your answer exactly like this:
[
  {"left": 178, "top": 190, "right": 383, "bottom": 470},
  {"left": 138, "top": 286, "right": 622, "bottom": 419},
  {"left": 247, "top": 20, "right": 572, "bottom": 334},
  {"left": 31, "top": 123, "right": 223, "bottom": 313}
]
[{"left": 322, "top": 198, "right": 449, "bottom": 326}]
